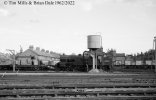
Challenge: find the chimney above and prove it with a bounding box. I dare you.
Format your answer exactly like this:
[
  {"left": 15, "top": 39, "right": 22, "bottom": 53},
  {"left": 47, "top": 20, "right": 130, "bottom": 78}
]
[
  {"left": 29, "top": 45, "right": 34, "bottom": 50},
  {"left": 41, "top": 49, "right": 45, "bottom": 52},
  {"left": 46, "top": 50, "right": 49, "bottom": 53},
  {"left": 20, "top": 46, "right": 23, "bottom": 53},
  {"left": 36, "top": 47, "right": 40, "bottom": 51},
  {"left": 50, "top": 51, "right": 53, "bottom": 54}
]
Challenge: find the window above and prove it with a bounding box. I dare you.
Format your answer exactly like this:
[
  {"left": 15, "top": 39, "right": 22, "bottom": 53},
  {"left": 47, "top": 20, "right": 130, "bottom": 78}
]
[{"left": 60, "top": 59, "right": 66, "bottom": 62}]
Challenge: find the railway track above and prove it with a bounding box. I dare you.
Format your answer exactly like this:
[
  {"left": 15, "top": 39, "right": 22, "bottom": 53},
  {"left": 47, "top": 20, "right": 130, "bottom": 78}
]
[
  {"left": 0, "top": 73, "right": 156, "bottom": 99},
  {"left": 0, "top": 86, "right": 156, "bottom": 99},
  {"left": 0, "top": 87, "right": 156, "bottom": 99}
]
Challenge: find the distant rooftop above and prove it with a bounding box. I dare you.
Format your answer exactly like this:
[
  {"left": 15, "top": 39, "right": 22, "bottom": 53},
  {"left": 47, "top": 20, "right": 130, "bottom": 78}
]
[
  {"left": 116, "top": 53, "right": 125, "bottom": 57},
  {"left": 17, "top": 47, "right": 60, "bottom": 58}
]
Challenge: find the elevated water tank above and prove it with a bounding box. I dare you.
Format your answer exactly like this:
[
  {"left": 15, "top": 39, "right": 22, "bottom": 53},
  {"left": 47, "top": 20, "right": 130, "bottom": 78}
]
[{"left": 87, "top": 35, "right": 102, "bottom": 50}]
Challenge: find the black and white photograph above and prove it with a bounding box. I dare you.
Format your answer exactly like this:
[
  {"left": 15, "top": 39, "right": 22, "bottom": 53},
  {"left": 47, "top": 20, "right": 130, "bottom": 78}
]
[{"left": 0, "top": 0, "right": 156, "bottom": 99}]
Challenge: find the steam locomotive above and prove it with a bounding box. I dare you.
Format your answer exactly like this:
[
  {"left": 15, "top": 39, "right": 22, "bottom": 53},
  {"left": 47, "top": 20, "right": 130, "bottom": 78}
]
[
  {"left": 56, "top": 54, "right": 155, "bottom": 72},
  {"left": 55, "top": 54, "right": 111, "bottom": 72}
]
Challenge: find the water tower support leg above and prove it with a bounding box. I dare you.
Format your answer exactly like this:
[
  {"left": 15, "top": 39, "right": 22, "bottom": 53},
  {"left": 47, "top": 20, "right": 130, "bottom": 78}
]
[
  {"left": 91, "top": 54, "right": 95, "bottom": 70},
  {"left": 95, "top": 53, "right": 97, "bottom": 69}
]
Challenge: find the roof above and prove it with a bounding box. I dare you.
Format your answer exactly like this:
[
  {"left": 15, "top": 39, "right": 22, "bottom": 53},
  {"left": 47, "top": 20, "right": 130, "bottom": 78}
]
[
  {"left": 0, "top": 52, "right": 12, "bottom": 60},
  {"left": 60, "top": 55, "right": 81, "bottom": 59},
  {"left": 116, "top": 53, "right": 125, "bottom": 57},
  {"left": 17, "top": 49, "right": 60, "bottom": 58}
]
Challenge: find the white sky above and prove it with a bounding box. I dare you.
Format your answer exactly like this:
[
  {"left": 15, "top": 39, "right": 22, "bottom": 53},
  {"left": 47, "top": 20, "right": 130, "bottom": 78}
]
[{"left": 0, "top": 0, "right": 156, "bottom": 55}]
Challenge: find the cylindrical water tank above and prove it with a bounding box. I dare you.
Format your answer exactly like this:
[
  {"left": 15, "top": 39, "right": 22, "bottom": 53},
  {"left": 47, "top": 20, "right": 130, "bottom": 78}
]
[{"left": 87, "top": 35, "right": 102, "bottom": 49}]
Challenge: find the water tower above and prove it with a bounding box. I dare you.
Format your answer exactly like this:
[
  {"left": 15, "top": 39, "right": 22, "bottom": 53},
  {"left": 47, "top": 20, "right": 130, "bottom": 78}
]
[
  {"left": 88, "top": 35, "right": 102, "bottom": 50},
  {"left": 87, "top": 35, "right": 102, "bottom": 73}
]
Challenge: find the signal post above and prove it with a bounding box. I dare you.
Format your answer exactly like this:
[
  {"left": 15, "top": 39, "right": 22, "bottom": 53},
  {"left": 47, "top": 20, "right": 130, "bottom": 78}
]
[{"left": 6, "top": 49, "right": 16, "bottom": 72}]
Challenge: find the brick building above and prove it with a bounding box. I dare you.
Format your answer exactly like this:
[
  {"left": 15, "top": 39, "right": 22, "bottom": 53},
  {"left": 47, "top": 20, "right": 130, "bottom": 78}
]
[
  {"left": 16, "top": 46, "right": 60, "bottom": 66},
  {"left": 114, "top": 53, "right": 125, "bottom": 65}
]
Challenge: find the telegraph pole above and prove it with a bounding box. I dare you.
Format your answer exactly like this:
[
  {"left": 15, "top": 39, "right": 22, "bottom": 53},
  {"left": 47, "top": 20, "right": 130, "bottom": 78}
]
[{"left": 6, "top": 49, "right": 16, "bottom": 72}]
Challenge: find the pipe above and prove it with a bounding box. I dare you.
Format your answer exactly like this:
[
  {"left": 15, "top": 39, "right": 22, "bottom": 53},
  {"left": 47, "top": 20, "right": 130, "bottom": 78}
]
[
  {"left": 90, "top": 53, "right": 95, "bottom": 70},
  {"left": 83, "top": 51, "right": 89, "bottom": 71},
  {"left": 95, "top": 52, "right": 97, "bottom": 69}
]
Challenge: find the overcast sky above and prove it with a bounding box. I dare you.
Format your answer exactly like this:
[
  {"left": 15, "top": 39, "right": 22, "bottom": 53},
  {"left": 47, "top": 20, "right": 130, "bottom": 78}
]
[{"left": 0, "top": 0, "right": 156, "bottom": 55}]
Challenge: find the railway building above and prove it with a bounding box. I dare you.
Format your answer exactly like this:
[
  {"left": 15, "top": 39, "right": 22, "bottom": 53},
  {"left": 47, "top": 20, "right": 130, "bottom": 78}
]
[
  {"left": 113, "top": 53, "right": 125, "bottom": 65},
  {"left": 125, "top": 55, "right": 135, "bottom": 65},
  {"left": 16, "top": 45, "right": 60, "bottom": 66}
]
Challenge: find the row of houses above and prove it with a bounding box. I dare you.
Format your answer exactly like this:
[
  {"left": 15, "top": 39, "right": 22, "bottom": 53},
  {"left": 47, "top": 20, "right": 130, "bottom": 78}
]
[
  {"left": 0, "top": 45, "right": 60, "bottom": 66},
  {"left": 16, "top": 45, "right": 60, "bottom": 66},
  {"left": 113, "top": 53, "right": 155, "bottom": 65}
]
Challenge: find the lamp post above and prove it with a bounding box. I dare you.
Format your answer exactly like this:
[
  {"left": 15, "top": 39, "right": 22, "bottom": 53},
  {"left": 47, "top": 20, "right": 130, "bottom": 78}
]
[{"left": 6, "top": 49, "right": 16, "bottom": 72}]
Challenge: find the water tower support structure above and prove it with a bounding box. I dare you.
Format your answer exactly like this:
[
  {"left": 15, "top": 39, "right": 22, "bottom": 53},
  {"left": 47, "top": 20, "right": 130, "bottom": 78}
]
[{"left": 87, "top": 35, "right": 102, "bottom": 73}]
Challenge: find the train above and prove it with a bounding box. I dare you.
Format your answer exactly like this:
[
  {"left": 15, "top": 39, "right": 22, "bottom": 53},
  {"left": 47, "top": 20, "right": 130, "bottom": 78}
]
[
  {"left": 0, "top": 53, "right": 155, "bottom": 72},
  {"left": 55, "top": 54, "right": 112, "bottom": 72},
  {"left": 55, "top": 54, "right": 155, "bottom": 72}
]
